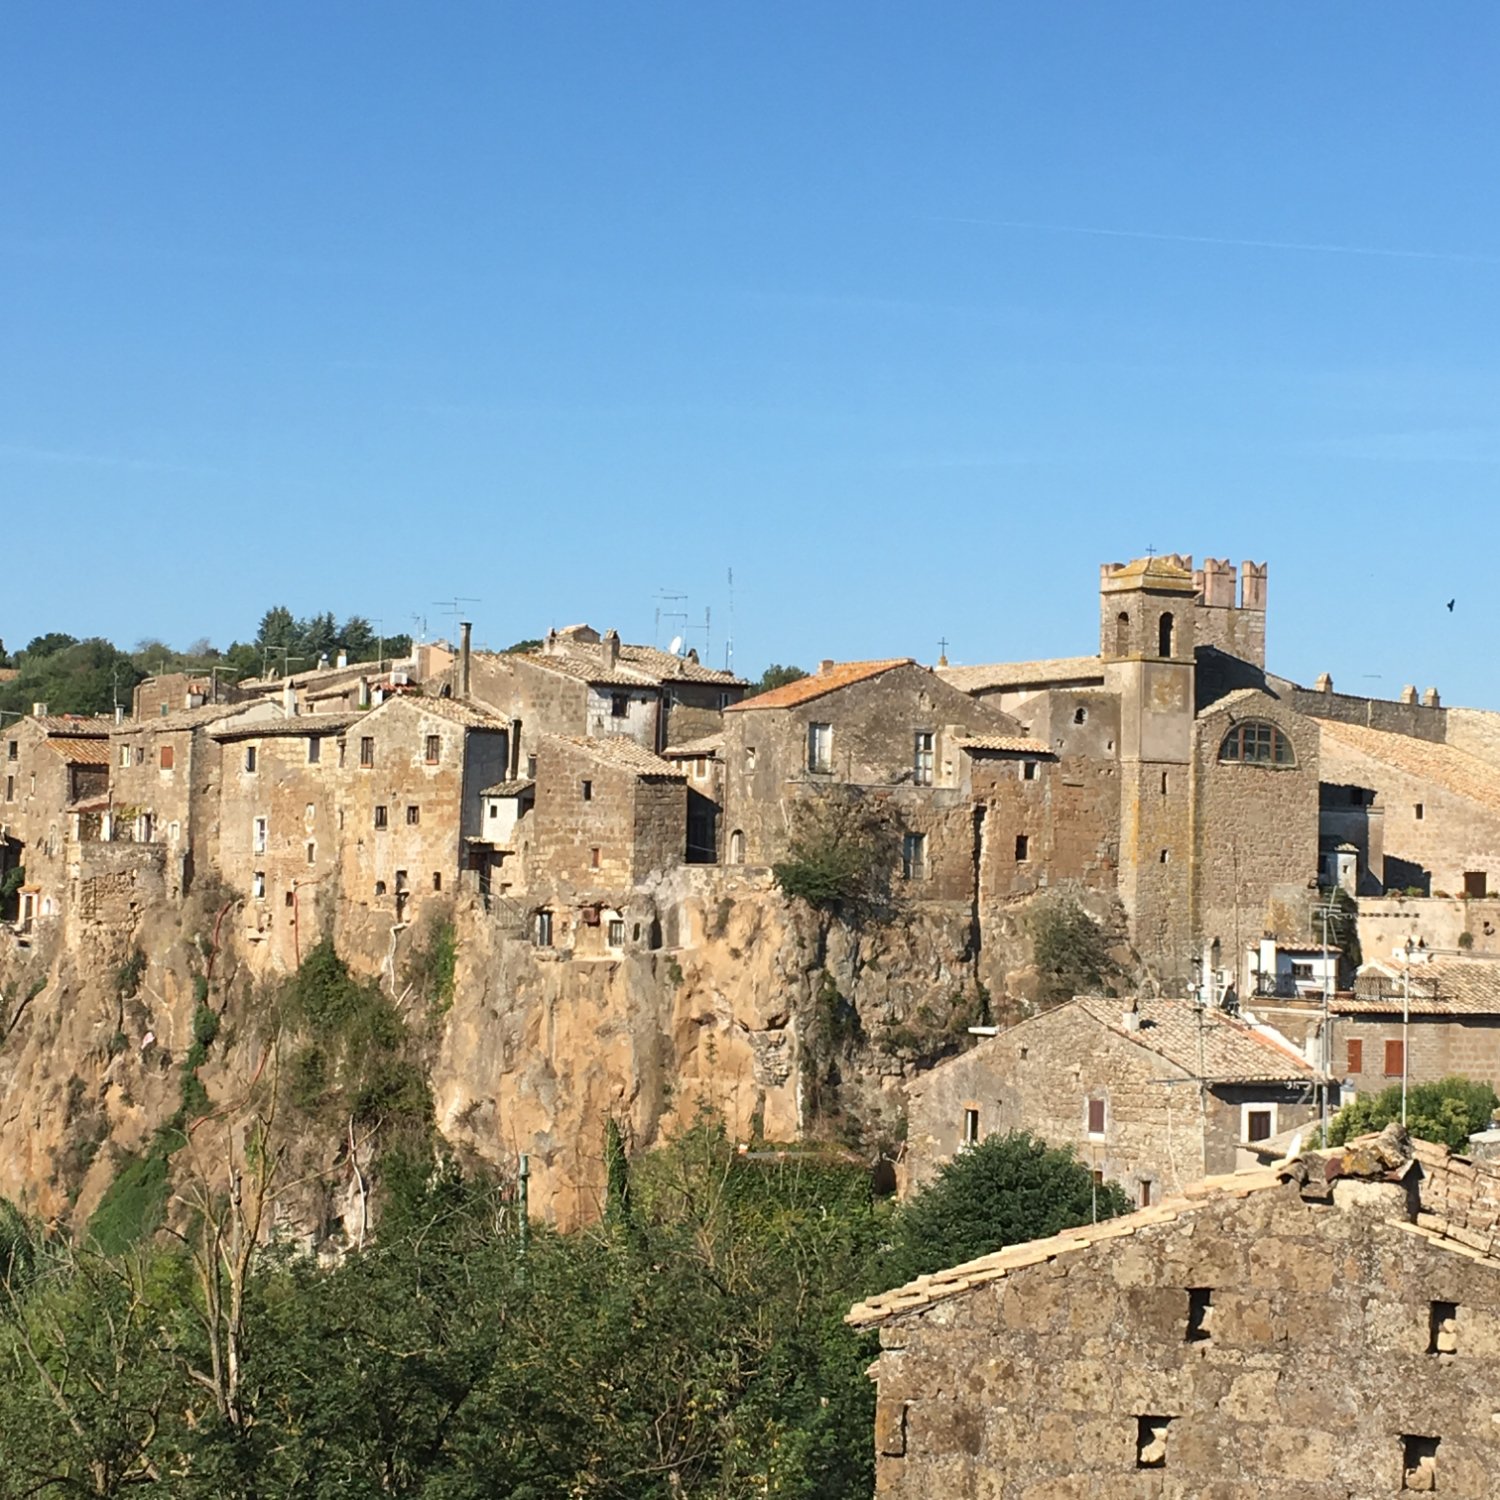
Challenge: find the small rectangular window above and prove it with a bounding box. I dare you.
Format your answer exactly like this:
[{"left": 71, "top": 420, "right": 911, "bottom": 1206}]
[
  {"left": 807, "top": 722, "right": 832, "bottom": 774},
  {"left": 252, "top": 871, "right": 266, "bottom": 899},
  {"left": 962, "top": 1107, "right": 980, "bottom": 1146},
  {"left": 1139, "top": 1179, "right": 1154, "bottom": 1209},
  {"left": 1022, "top": 761, "right": 1037, "bottom": 781},
  {"left": 611, "top": 693, "right": 629, "bottom": 718},
  {"left": 5, "top": 740, "right": 16, "bottom": 761},
  {"left": 1186, "top": 1288, "right": 1213, "bottom": 1343},
  {"left": 913, "top": 731, "right": 934, "bottom": 786},
  {"left": 1347, "top": 1038, "right": 1363, "bottom": 1074},
  {"left": 1414, "top": 803, "right": 1424, "bottom": 821},
  {"left": 607, "top": 918, "right": 626, "bottom": 947},
  {"left": 244, "top": 745, "right": 257, "bottom": 773},
  {"left": 582, "top": 780, "right": 593, "bottom": 802},
  {"left": 590, "top": 847, "right": 601, "bottom": 869},
  {"left": 159, "top": 745, "right": 174, "bottom": 770},
  {"left": 1247, "top": 1109, "right": 1273, "bottom": 1143},
  {"left": 374, "top": 805, "right": 388, "bottom": 830},
  {"left": 1015, "top": 833, "right": 1030, "bottom": 862},
  {"left": 252, "top": 816, "right": 268, "bottom": 854},
  {"left": 307, "top": 736, "right": 321, "bottom": 764},
  {"left": 535, "top": 910, "right": 553, "bottom": 947},
  {"left": 901, "top": 832, "right": 927, "bottom": 880},
  {"left": 119, "top": 745, "right": 131, "bottom": 767},
  {"left": 1135, "top": 1416, "right": 1169, "bottom": 1469},
  {"left": 1402, "top": 1435, "right": 1439, "bottom": 1490},
  {"left": 1465, "top": 871, "right": 1489, "bottom": 898},
  {"left": 360, "top": 736, "right": 375, "bottom": 768},
  {"left": 1385, "top": 1038, "right": 1405, "bottom": 1078},
  {"left": 4, "top": 776, "right": 12, "bottom": 802},
  {"left": 1429, "top": 1300, "right": 1458, "bottom": 1355},
  {"left": 425, "top": 734, "right": 441, "bottom": 764},
  {"left": 432, "top": 871, "right": 442, "bottom": 892},
  {"left": 406, "top": 805, "right": 420, "bottom": 826},
  {"left": 306, "top": 842, "right": 316, "bottom": 865},
  {"left": 1087, "top": 1097, "right": 1105, "bottom": 1136}
]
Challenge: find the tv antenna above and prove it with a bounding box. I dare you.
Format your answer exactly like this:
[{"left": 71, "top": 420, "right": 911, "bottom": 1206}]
[
  {"left": 725, "top": 566, "right": 735, "bottom": 674},
  {"left": 432, "top": 598, "right": 482, "bottom": 643},
  {"left": 654, "top": 590, "right": 688, "bottom": 652}
]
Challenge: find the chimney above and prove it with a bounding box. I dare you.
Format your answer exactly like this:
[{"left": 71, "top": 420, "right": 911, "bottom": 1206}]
[
  {"left": 601, "top": 629, "right": 620, "bottom": 670},
  {"left": 459, "top": 621, "right": 472, "bottom": 699},
  {"left": 819, "top": 659, "right": 835, "bottom": 676},
  {"left": 1400, "top": 684, "right": 1418, "bottom": 705},
  {"left": 1315, "top": 672, "right": 1333, "bottom": 694},
  {"left": 114, "top": 705, "right": 124, "bottom": 726},
  {"left": 32, "top": 702, "right": 47, "bottom": 718},
  {"left": 1423, "top": 686, "right": 1441, "bottom": 708},
  {"left": 283, "top": 682, "right": 298, "bottom": 716},
  {"left": 337, "top": 650, "right": 348, "bottom": 669},
  {"left": 509, "top": 719, "right": 523, "bottom": 779},
  {"left": 1122, "top": 996, "right": 1142, "bottom": 1033}
]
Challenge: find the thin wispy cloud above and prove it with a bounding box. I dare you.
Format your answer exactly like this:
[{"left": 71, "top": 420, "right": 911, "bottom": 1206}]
[{"left": 933, "top": 216, "right": 1500, "bottom": 267}]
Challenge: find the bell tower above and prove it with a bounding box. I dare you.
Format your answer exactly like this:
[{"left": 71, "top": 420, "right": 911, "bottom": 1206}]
[{"left": 1100, "top": 555, "right": 1197, "bottom": 984}]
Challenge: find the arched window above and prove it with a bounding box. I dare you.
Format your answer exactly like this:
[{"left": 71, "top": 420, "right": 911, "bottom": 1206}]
[
  {"left": 1158, "top": 612, "right": 1175, "bottom": 658},
  {"left": 1218, "top": 720, "right": 1295, "bottom": 766},
  {"left": 1114, "top": 611, "right": 1130, "bottom": 656},
  {"left": 729, "top": 830, "right": 746, "bottom": 865}
]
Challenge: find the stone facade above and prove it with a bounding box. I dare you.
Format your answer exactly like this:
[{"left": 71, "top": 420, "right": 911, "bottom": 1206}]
[
  {"left": 852, "top": 1137, "right": 1500, "bottom": 1498},
  {"left": 906, "top": 996, "right": 1317, "bottom": 1201}
]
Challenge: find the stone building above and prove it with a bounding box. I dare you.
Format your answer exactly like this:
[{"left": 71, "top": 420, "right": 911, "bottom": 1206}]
[
  {"left": 462, "top": 624, "right": 746, "bottom": 767},
  {"left": 850, "top": 1127, "right": 1500, "bottom": 1497},
  {"left": 906, "top": 995, "right": 1317, "bottom": 1202}
]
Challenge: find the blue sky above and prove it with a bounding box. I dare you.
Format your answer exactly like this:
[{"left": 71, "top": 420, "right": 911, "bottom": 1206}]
[{"left": 4, "top": 4, "right": 1498, "bottom": 704}]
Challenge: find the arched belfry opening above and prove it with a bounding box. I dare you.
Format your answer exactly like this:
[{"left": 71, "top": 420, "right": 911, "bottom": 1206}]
[
  {"left": 1115, "top": 611, "right": 1130, "bottom": 656},
  {"left": 1158, "top": 611, "right": 1175, "bottom": 659}
]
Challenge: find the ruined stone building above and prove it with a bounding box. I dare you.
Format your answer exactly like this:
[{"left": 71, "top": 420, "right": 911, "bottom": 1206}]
[
  {"left": 850, "top": 1128, "right": 1500, "bottom": 1497},
  {"left": 905, "top": 994, "right": 1317, "bottom": 1202}
]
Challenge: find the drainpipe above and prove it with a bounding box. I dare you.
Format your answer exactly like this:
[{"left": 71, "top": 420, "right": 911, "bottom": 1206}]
[{"left": 459, "top": 622, "right": 473, "bottom": 700}]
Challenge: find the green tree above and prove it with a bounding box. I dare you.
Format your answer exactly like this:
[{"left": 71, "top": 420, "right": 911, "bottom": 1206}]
[
  {"left": 21, "top": 631, "right": 78, "bottom": 659},
  {"left": 1028, "top": 892, "right": 1120, "bottom": 1005},
  {"left": 754, "top": 663, "right": 808, "bottom": 696},
  {"left": 883, "top": 1131, "right": 1129, "bottom": 1288},
  {"left": 1327, "top": 1076, "right": 1498, "bottom": 1151},
  {"left": 772, "top": 787, "right": 901, "bottom": 916},
  {"left": 0, "top": 638, "right": 142, "bottom": 719}
]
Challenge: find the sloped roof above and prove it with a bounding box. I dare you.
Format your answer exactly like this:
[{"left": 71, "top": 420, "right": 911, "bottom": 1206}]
[
  {"left": 727, "top": 659, "right": 914, "bottom": 712},
  {"left": 480, "top": 778, "right": 535, "bottom": 798},
  {"left": 661, "top": 733, "right": 724, "bottom": 758},
  {"left": 1100, "top": 554, "right": 1198, "bottom": 592},
  {"left": 1074, "top": 995, "right": 1314, "bottom": 1083},
  {"left": 29, "top": 715, "right": 112, "bottom": 737},
  {"left": 552, "top": 735, "right": 686, "bottom": 779},
  {"left": 394, "top": 696, "right": 509, "bottom": 729},
  {"left": 210, "top": 710, "right": 367, "bottom": 741},
  {"left": 1319, "top": 719, "right": 1500, "bottom": 817},
  {"left": 117, "top": 702, "right": 257, "bottom": 734},
  {"left": 45, "top": 737, "right": 112, "bottom": 766},
  {"left": 937, "top": 656, "right": 1104, "bottom": 695},
  {"left": 1195, "top": 686, "right": 1283, "bottom": 721},
  {"left": 492, "top": 639, "right": 744, "bottom": 689},
  {"left": 958, "top": 734, "right": 1053, "bottom": 756},
  {"left": 1344, "top": 956, "right": 1500, "bottom": 1015}
]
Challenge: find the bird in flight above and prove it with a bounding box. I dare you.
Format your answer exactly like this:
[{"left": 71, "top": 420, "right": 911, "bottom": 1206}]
[{"left": 1447, "top": 599, "right": 1456, "bottom": 612}]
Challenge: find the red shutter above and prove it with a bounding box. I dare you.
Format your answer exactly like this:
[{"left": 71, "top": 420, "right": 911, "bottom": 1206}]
[
  {"left": 1384, "top": 1039, "right": 1404, "bottom": 1078},
  {"left": 1346, "top": 1038, "right": 1363, "bottom": 1074}
]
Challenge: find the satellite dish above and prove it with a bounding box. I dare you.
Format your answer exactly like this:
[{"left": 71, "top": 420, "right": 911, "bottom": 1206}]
[{"left": 668, "top": 635, "right": 684, "bottom": 656}]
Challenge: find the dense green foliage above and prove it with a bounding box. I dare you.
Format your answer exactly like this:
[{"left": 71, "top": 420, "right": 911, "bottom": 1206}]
[
  {"left": 772, "top": 788, "right": 900, "bottom": 915},
  {"left": 753, "top": 663, "right": 809, "bottom": 696},
  {"left": 1328, "top": 1075, "right": 1499, "bottom": 1151},
  {"left": 0, "top": 636, "right": 144, "bottom": 718},
  {"left": 0, "top": 1111, "right": 1126, "bottom": 1496},
  {"left": 884, "top": 1131, "right": 1129, "bottom": 1287},
  {"left": 1028, "top": 893, "right": 1121, "bottom": 1005}
]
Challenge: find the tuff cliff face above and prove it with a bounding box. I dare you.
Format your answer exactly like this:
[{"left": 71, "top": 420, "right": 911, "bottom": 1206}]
[{"left": 0, "top": 868, "right": 1096, "bottom": 1238}]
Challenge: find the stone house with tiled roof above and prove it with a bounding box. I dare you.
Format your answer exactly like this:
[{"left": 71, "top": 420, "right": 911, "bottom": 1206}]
[
  {"left": 849, "top": 1126, "right": 1500, "bottom": 1497},
  {"left": 905, "top": 994, "right": 1318, "bottom": 1203},
  {"left": 461, "top": 624, "right": 747, "bottom": 771}
]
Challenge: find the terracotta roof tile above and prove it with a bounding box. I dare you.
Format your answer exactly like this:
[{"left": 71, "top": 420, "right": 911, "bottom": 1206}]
[
  {"left": 480, "top": 778, "right": 535, "bottom": 798},
  {"left": 958, "top": 734, "right": 1053, "bottom": 755},
  {"left": 727, "top": 659, "right": 914, "bottom": 712},
  {"left": 1319, "top": 719, "right": 1500, "bottom": 817},
  {"left": 1346, "top": 956, "right": 1500, "bottom": 1015},
  {"left": 937, "top": 656, "right": 1105, "bottom": 694},
  {"left": 29, "top": 715, "right": 112, "bottom": 737},
  {"left": 44, "top": 737, "right": 112, "bottom": 766},
  {"left": 662, "top": 733, "right": 724, "bottom": 758},
  {"left": 551, "top": 735, "right": 686, "bottom": 778}
]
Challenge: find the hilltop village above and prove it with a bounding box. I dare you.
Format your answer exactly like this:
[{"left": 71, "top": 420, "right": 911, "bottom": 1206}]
[{"left": 5, "top": 550, "right": 1500, "bottom": 1225}]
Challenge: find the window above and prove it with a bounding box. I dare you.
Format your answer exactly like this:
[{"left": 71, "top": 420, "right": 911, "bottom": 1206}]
[
  {"left": 901, "top": 832, "right": 927, "bottom": 880},
  {"left": 1139, "top": 1179, "right": 1154, "bottom": 1209},
  {"left": 1022, "top": 761, "right": 1037, "bottom": 781},
  {"left": 1385, "top": 1039, "right": 1405, "bottom": 1077},
  {"left": 1159, "top": 848, "right": 1170, "bottom": 864},
  {"left": 1429, "top": 1300, "right": 1458, "bottom": 1355},
  {"left": 807, "top": 721, "right": 832, "bottom": 773},
  {"left": 1158, "top": 612, "right": 1174, "bottom": 658},
  {"left": 307, "top": 736, "right": 321, "bottom": 764},
  {"left": 252, "top": 817, "right": 267, "bottom": 854},
  {"left": 1073, "top": 706, "right": 1088, "bottom": 725},
  {"left": 534, "top": 909, "right": 553, "bottom": 947},
  {"left": 610, "top": 693, "right": 629, "bottom": 719},
  {"left": 1465, "top": 871, "right": 1489, "bottom": 898},
  {"left": 692, "top": 756, "right": 709, "bottom": 781},
  {"left": 160, "top": 703, "right": 169, "bottom": 717},
  {"left": 590, "top": 847, "right": 601, "bottom": 869},
  {"left": 432, "top": 872, "right": 442, "bottom": 891},
  {"left": 1160, "top": 771, "right": 1168, "bottom": 795},
  {"left": 526, "top": 754, "right": 537, "bottom": 778},
  {"left": 406, "top": 805, "right": 420, "bottom": 826},
  {"left": 729, "top": 830, "right": 746, "bottom": 865},
  {"left": 962, "top": 1107, "right": 980, "bottom": 1146},
  {"left": 1087, "top": 1098, "right": 1106, "bottom": 1136},
  {"left": 285, "top": 890, "right": 295, "bottom": 908},
  {"left": 119, "top": 745, "right": 131, "bottom": 768},
  {"left": 1135, "top": 1416, "right": 1169, "bottom": 1469},
  {"left": 582, "top": 780, "right": 593, "bottom": 802},
  {"left": 375, "top": 880, "right": 387, "bottom": 897},
  {"left": 305, "top": 803, "right": 316, "bottom": 824},
  {"left": 306, "top": 841, "right": 316, "bottom": 865},
  {"left": 4, "top": 776, "right": 12, "bottom": 802},
  {"left": 1114, "top": 611, "right": 1130, "bottom": 655},
  {"left": 1015, "top": 834, "right": 1030, "bottom": 862},
  {"left": 1402, "top": 1436, "right": 1439, "bottom": 1491},
  {"left": 1246, "top": 1109, "right": 1273, "bottom": 1143},
  {"left": 1347, "top": 1038, "right": 1363, "bottom": 1074},
  {"left": 913, "top": 731, "right": 934, "bottom": 786},
  {"left": 244, "top": 746, "right": 257, "bottom": 773},
  {"left": 359, "top": 736, "right": 374, "bottom": 768},
  {"left": 1415, "top": 803, "right": 1424, "bottom": 821},
  {"left": 5, "top": 740, "right": 15, "bottom": 761},
  {"left": 250, "top": 871, "right": 266, "bottom": 899},
  {"left": 425, "top": 734, "right": 441, "bottom": 765},
  {"left": 716, "top": 691, "right": 732, "bottom": 711},
  {"left": 374, "top": 805, "right": 388, "bottom": 830},
  {"left": 1291, "top": 961, "right": 1314, "bottom": 980},
  {"left": 159, "top": 744, "right": 174, "bottom": 770},
  {"left": 607, "top": 918, "right": 626, "bottom": 947},
  {"left": 1186, "top": 1288, "right": 1213, "bottom": 1344},
  {"left": 1218, "top": 721, "right": 1295, "bottom": 766},
  {"left": 488, "top": 801, "right": 499, "bottom": 818},
  {"left": 746, "top": 745, "right": 757, "bottom": 770}
]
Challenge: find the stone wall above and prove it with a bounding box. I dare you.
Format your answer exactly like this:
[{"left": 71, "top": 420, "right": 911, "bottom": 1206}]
[
  {"left": 1445, "top": 706, "right": 1500, "bottom": 769},
  {"left": 1274, "top": 677, "right": 1448, "bottom": 742},
  {"left": 1335, "top": 1012, "right": 1500, "bottom": 1094},
  {"left": 868, "top": 1180, "right": 1500, "bottom": 1497},
  {"left": 1358, "top": 894, "right": 1500, "bottom": 958}
]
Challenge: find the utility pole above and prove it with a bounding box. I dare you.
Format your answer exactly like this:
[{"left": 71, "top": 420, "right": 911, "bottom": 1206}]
[{"left": 1402, "top": 937, "right": 1413, "bottom": 1126}]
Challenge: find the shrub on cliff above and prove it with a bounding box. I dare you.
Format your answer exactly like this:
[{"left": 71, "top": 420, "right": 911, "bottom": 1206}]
[{"left": 772, "top": 788, "right": 900, "bottom": 917}]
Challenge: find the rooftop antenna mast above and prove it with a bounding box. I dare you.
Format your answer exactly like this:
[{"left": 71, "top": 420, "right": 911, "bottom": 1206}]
[
  {"left": 654, "top": 590, "right": 688, "bottom": 652},
  {"left": 432, "top": 598, "right": 481, "bottom": 641},
  {"left": 725, "top": 567, "right": 735, "bottom": 674}
]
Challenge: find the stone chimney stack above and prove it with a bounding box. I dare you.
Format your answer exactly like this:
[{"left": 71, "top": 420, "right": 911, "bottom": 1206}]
[
  {"left": 1423, "top": 686, "right": 1441, "bottom": 708},
  {"left": 1122, "top": 996, "right": 1142, "bottom": 1033},
  {"left": 283, "top": 682, "right": 298, "bottom": 716},
  {"left": 1400, "top": 684, "right": 1418, "bottom": 704},
  {"left": 337, "top": 650, "right": 348, "bottom": 669},
  {"left": 602, "top": 629, "right": 620, "bottom": 670},
  {"left": 459, "top": 622, "right": 473, "bottom": 699},
  {"left": 1315, "top": 673, "right": 1333, "bottom": 693},
  {"left": 819, "top": 659, "right": 835, "bottom": 676}
]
